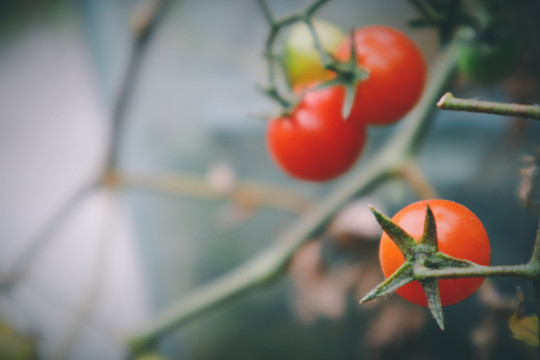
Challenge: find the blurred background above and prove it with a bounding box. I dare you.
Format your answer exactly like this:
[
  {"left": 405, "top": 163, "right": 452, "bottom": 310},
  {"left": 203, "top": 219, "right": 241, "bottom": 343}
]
[{"left": 0, "top": 0, "right": 539, "bottom": 359}]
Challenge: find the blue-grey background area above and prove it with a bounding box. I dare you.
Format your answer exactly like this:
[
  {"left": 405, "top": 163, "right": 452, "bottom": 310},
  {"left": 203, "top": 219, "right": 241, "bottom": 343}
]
[{"left": 0, "top": 0, "right": 538, "bottom": 359}]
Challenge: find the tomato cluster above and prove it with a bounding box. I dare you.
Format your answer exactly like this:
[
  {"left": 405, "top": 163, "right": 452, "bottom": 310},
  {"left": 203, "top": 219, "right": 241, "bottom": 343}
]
[{"left": 267, "top": 26, "right": 427, "bottom": 181}]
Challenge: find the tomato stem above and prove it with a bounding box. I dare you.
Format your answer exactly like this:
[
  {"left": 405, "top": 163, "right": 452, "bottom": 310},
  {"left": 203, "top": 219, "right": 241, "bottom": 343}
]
[
  {"left": 257, "top": 0, "right": 333, "bottom": 110},
  {"left": 437, "top": 92, "right": 540, "bottom": 120},
  {"left": 257, "top": 0, "right": 372, "bottom": 117}
]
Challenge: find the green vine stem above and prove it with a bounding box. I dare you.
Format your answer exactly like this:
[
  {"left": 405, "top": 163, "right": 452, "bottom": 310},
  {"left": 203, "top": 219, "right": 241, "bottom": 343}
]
[
  {"left": 414, "top": 219, "right": 540, "bottom": 282},
  {"left": 127, "top": 39, "right": 459, "bottom": 354},
  {"left": 256, "top": 0, "right": 331, "bottom": 108},
  {"left": 437, "top": 92, "right": 540, "bottom": 120},
  {"left": 256, "top": 0, "right": 368, "bottom": 118}
]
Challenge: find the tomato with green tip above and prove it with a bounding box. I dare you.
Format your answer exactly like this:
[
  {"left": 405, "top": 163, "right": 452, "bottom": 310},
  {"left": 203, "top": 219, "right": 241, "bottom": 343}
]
[{"left": 284, "top": 19, "right": 345, "bottom": 86}]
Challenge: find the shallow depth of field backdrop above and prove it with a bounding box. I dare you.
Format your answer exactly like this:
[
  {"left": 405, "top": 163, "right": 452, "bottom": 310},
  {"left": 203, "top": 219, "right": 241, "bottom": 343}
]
[{"left": 0, "top": 0, "right": 539, "bottom": 359}]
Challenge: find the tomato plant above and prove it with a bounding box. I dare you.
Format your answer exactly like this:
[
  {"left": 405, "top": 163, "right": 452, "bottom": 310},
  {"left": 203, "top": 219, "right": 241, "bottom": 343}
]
[
  {"left": 334, "top": 26, "right": 427, "bottom": 126},
  {"left": 284, "top": 19, "right": 345, "bottom": 87},
  {"left": 267, "top": 85, "right": 366, "bottom": 181},
  {"left": 379, "top": 199, "right": 491, "bottom": 306}
]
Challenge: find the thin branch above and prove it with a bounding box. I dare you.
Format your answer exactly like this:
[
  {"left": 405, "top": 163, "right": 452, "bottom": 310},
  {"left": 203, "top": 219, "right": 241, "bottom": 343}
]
[
  {"left": 256, "top": 0, "right": 274, "bottom": 24},
  {"left": 302, "top": 16, "right": 333, "bottom": 69},
  {"left": 437, "top": 92, "right": 540, "bottom": 120},
  {"left": 256, "top": 0, "right": 332, "bottom": 109},
  {"left": 106, "top": 0, "right": 174, "bottom": 172},
  {"left": 128, "top": 41, "right": 460, "bottom": 352},
  {"left": 110, "top": 170, "right": 314, "bottom": 213},
  {"left": 305, "top": 0, "right": 331, "bottom": 15}
]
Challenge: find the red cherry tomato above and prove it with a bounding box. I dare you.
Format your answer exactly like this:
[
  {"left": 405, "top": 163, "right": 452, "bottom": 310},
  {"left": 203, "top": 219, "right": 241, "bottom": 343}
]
[
  {"left": 379, "top": 199, "right": 491, "bottom": 306},
  {"left": 267, "top": 86, "right": 366, "bottom": 181},
  {"left": 334, "top": 26, "right": 427, "bottom": 126}
]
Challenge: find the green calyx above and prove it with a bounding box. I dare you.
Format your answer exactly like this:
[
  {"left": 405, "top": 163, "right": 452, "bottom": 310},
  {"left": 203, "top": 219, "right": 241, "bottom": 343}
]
[
  {"left": 361, "top": 205, "right": 479, "bottom": 330},
  {"left": 315, "top": 28, "right": 370, "bottom": 118}
]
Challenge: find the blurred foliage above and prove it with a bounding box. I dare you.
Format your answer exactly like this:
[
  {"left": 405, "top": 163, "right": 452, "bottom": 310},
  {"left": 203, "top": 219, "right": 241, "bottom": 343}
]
[
  {"left": 410, "top": 0, "right": 540, "bottom": 86},
  {"left": 0, "top": 0, "right": 67, "bottom": 39},
  {"left": 0, "top": 318, "right": 36, "bottom": 360}
]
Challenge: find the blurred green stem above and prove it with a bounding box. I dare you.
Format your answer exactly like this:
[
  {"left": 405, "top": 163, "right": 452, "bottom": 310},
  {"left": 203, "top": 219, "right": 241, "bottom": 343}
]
[
  {"left": 437, "top": 92, "right": 540, "bottom": 120},
  {"left": 257, "top": 0, "right": 332, "bottom": 109},
  {"left": 106, "top": 0, "right": 173, "bottom": 171},
  {"left": 127, "top": 39, "right": 459, "bottom": 354}
]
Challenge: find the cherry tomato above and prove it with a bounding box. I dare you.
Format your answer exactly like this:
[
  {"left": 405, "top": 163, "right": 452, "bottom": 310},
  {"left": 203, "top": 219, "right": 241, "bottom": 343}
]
[
  {"left": 267, "top": 86, "right": 366, "bottom": 181},
  {"left": 284, "top": 19, "right": 345, "bottom": 87},
  {"left": 379, "top": 199, "right": 491, "bottom": 306},
  {"left": 334, "top": 26, "right": 427, "bottom": 126}
]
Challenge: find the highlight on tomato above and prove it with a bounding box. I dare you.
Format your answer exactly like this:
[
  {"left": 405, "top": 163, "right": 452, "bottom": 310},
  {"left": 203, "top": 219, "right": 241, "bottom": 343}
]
[
  {"left": 266, "top": 85, "right": 366, "bottom": 182},
  {"left": 379, "top": 199, "right": 491, "bottom": 307},
  {"left": 284, "top": 19, "right": 345, "bottom": 87},
  {"left": 334, "top": 26, "right": 427, "bottom": 126}
]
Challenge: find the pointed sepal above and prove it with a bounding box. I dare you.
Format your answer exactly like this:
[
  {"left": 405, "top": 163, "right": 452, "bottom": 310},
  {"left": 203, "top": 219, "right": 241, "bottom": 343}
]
[
  {"left": 421, "top": 278, "right": 445, "bottom": 330},
  {"left": 342, "top": 82, "right": 357, "bottom": 119},
  {"left": 360, "top": 261, "right": 414, "bottom": 303},
  {"left": 420, "top": 205, "right": 438, "bottom": 250},
  {"left": 369, "top": 206, "right": 417, "bottom": 260}
]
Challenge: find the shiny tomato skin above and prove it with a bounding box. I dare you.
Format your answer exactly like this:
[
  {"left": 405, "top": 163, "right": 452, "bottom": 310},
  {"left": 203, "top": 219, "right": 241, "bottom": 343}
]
[
  {"left": 267, "top": 86, "right": 366, "bottom": 182},
  {"left": 334, "top": 26, "right": 427, "bottom": 126},
  {"left": 379, "top": 199, "right": 491, "bottom": 307}
]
